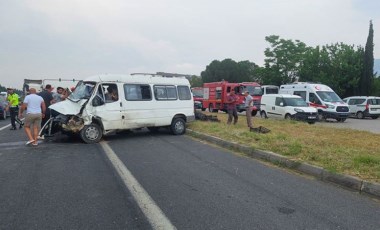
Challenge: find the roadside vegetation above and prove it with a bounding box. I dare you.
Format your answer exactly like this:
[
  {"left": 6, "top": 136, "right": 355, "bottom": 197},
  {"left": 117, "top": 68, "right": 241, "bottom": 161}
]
[{"left": 188, "top": 112, "right": 380, "bottom": 183}]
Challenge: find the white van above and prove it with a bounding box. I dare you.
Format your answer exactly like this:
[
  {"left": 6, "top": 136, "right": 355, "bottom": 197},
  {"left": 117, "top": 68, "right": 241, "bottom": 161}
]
[
  {"left": 43, "top": 74, "right": 195, "bottom": 143},
  {"left": 343, "top": 96, "right": 380, "bottom": 119},
  {"left": 260, "top": 94, "right": 318, "bottom": 124},
  {"left": 279, "top": 82, "right": 349, "bottom": 122}
]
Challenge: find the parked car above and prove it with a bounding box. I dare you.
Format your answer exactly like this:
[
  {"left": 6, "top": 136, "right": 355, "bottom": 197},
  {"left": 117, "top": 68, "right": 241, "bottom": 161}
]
[
  {"left": 260, "top": 94, "right": 318, "bottom": 124},
  {"left": 343, "top": 96, "right": 380, "bottom": 119},
  {"left": 0, "top": 95, "right": 9, "bottom": 120}
]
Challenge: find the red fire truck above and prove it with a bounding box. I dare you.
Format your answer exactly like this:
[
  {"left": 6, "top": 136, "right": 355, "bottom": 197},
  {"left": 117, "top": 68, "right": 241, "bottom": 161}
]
[
  {"left": 202, "top": 81, "right": 262, "bottom": 116},
  {"left": 191, "top": 87, "right": 205, "bottom": 111}
]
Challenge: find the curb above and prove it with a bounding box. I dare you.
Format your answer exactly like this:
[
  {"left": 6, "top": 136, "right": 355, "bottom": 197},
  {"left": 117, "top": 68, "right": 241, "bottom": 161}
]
[{"left": 187, "top": 129, "right": 380, "bottom": 200}]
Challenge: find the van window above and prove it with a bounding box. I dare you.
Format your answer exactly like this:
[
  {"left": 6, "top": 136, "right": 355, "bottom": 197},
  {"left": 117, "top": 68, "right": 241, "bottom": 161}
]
[
  {"left": 275, "top": 97, "right": 283, "bottom": 106},
  {"left": 368, "top": 99, "right": 380, "bottom": 105},
  {"left": 294, "top": 91, "right": 306, "bottom": 100},
  {"left": 125, "top": 84, "right": 151, "bottom": 101},
  {"left": 178, "top": 86, "right": 191, "bottom": 100},
  {"left": 154, "top": 85, "right": 177, "bottom": 100},
  {"left": 348, "top": 99, "right": 365, "bottom": 105}
]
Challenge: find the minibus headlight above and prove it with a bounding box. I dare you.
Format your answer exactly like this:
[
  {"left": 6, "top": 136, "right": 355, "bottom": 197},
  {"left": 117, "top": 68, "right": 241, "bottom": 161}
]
[
  {"left": 326, "top": 104, "right": 335, "bottom": 109},
  {"left": 294, "top": 108, "right": 304, "bottom": 113}
]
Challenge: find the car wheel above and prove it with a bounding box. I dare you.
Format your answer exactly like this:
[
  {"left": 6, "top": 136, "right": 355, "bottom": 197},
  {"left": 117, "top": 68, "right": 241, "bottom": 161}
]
[
  {"left": 170, "top": 117, "right": 186, "bottom": 135},
  {"left": 80, "top": 123, "right": 102, "bottom": 144},
  {"left": 356, "top": 111, "right": 364, "bottom": 119},
  {"left": 285, "top": 114, "right": 292, "bottom": 120},
  {"left": 260, "top": 111, "right": 268, "bottom": 119},
  {"left": 317, "top": 112, "right": 325, "bottom": 121}
]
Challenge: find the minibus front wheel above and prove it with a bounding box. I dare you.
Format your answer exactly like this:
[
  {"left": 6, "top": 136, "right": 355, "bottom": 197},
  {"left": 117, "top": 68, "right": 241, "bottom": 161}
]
[
  {"left": 171, "top": 117, "right": 186, "bottom": 135},
  {"left": 80, "top": 123, "right": 103, "bottom": 144}
]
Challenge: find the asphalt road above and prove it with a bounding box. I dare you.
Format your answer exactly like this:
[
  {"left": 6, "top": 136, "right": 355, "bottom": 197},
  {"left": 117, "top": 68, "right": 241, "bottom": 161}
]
[
  {"left": 316, "top": 117, "right": 380, "bottom": 134},
  {"left": 0, "top": 118, "right": 379, "bottom": 229}
]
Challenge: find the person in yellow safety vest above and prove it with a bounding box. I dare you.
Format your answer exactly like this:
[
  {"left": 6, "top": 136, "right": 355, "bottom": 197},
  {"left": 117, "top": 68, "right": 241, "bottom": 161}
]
[{"left": 6, "top": 88, "right": 24, "bottom": 130}]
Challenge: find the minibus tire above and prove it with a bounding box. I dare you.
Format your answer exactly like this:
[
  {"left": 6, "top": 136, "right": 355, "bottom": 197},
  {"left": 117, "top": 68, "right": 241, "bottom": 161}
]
[
  {"left": 80, "top": 124, "right": 102, "bottom": 144},
  {"left": 171, "top": 118, "right": 186, "bottom": 135}
]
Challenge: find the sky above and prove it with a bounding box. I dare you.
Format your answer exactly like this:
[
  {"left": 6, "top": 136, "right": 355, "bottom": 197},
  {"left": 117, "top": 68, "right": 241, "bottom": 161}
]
[{"left": 1, "top": 0, "right": 380, "bottom": 89}]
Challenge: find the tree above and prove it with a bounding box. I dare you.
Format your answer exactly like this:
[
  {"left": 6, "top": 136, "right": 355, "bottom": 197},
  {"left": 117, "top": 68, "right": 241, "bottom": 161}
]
[
  {"left": 188, "top": 75, "right": 203, "bottom": 87},
  {"left": 201, "top": 59, "right": 259, "bottom": 83},
  {"left": 359, "top": 20, "right": 374, "bottom": 96},
  {"left": 262, "top": 35, "right": 308, "bottom": 85},
  {"left": 299, "top": 43, "right": 364, "bottom": 97}
]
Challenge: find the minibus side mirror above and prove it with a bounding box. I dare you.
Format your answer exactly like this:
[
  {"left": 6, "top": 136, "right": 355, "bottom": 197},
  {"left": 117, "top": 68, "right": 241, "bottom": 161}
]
[{"left": 92, "top": 95, "right": 105, "bottom": 107}]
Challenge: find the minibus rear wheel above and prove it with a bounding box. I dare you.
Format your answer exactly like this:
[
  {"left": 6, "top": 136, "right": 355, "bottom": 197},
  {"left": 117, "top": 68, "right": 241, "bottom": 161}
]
[
  {"left": 171, "top": 118, "right": 186, "bottom": 135},
  {"left": 80, "top": 123, "right": 102, "bottom": 144}
]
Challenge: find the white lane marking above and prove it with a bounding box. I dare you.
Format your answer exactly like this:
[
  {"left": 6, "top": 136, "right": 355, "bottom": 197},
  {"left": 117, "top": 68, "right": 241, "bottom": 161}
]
[
  {"left": 0, "top": 123, "right": 11, "bottom": 131},
  {"left": 100, "top": 141, "right": 176, "bottom": 230}
]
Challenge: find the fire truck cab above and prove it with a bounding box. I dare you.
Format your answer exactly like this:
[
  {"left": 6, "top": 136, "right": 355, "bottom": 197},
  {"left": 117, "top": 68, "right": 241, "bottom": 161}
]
[{"left": 202, "top": 81, "right": 261, "bottom": 116}]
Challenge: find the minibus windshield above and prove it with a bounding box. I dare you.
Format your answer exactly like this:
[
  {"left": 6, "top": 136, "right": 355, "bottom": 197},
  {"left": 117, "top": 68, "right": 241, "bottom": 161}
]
[
  {"left": 316, "top": 91, "right": 343, "bottom": 103},
  {"left": 68, "top": 81, "right": 96, "bottom": 102}
]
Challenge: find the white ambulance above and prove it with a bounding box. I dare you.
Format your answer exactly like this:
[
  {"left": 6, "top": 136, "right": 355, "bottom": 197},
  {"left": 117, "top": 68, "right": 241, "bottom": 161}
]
[
  {"left": 43, "top": 73, "right": 195, "bottom": 143},
  {"left": 279, "top": 82, "right": 349, "bottom": 122}
]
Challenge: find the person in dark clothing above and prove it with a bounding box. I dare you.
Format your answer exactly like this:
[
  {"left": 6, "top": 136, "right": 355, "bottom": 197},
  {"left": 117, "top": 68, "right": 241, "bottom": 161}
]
[{"left": 38, "top": 84, "right": 54, "bottom": 127}]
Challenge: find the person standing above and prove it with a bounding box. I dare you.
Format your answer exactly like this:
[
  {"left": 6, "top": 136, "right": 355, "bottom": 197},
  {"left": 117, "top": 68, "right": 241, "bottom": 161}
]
[
  {"left": 38, "top": 84, "right": 54, "bottom": 127},
  {"left": 226, "top": 90, "right": 239, "bottom": 125},
  {"left": 244, "top": 91, "right": 254, "bottom": 128},
  {"left": 18, "top": 88, "right": 46, "bottom": 146},
  {"left": 6, "top": 87, "right": 24, "bottom": 130}
]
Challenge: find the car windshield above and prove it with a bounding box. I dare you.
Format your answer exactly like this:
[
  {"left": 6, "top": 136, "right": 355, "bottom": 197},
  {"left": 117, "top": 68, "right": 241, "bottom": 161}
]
[
  {"left": 284, "top": 97, "right": 308, "bottom": 107},
  {"left": 242, "top": 86, "right": 262, "bottom": 96},
  {"left": 67, "top": 81, "right": 96, "bottom": 102},
  {"left": 316, "top": 91, "right": 342, "bottom": 103}
]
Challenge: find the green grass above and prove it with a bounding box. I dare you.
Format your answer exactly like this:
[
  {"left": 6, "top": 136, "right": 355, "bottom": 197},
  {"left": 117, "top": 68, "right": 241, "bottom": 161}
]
[{"left": 189, "top": 112, "right": 380, "bottom": 183}]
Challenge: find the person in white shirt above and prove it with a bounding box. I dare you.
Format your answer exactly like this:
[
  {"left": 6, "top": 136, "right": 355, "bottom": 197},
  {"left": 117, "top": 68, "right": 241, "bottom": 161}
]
[
  {"left": 244, "top": 91, "right": 254, "bottom": 128},
  {"left": 18, "top": 88, "right": 46, "bottom": 146}
]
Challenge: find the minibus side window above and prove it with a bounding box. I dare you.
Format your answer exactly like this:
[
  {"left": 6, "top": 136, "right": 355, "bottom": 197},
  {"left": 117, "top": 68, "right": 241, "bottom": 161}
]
[
  {"left": 309, "top": 93, "right": 322, "bottom": 105},
  {"left": 103, "top": 83, "right": 118, "bottom": 103},
  {"left": 294, "top": 91, "right": 306, "bottom": 101},
  {"left": 178, "top": 86, "right": 191, "bottom": 100},
  {"left": 125, "top": 84, "right": 152, "bottom": 101},
  {"left": 154, "top": 85, "right": 177, "bottom": 100}
]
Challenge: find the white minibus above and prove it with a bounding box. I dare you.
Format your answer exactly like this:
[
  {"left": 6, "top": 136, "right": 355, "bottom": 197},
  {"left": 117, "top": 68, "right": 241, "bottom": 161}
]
[{"left": 43, "top": 74, "right": 195, "bottom": 143}]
